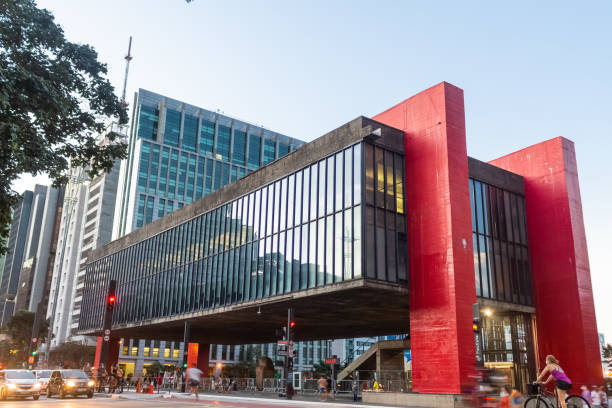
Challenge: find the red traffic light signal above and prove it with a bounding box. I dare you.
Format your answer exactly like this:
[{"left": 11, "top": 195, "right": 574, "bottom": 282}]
[
  {"left": 290, "top": 321, "right": 296, "bottom": 328},
  {"left": 108, "top": 295, "right": 116, "bottom": 304}
]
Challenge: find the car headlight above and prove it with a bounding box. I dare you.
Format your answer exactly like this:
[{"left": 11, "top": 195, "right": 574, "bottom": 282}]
[
  {"left": 66, "top": 381, "right": 76, "bottom": 387},
  {"left": 33, "top": 383, "right": 41, "bottom": 390},
  {"left": 88, "top": 380, "right": 95, "bottom": 387},
  {"left": 7, "top": 383, "right": 16, "bottom": 389}
]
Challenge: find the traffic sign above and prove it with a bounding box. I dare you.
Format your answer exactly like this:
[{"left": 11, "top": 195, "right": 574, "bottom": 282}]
[
  {"left": 277, "top": 340, "right": 288, "bottom": 345},
  {"left": 103, "top": 335, "right": 110, "bottom": 341},
  {"left": 31, "top": 337, "right": 37, "bottom": 343},
  {"left": 104, "top": 329, "right": 110, "bottom": 335},
  {"left": 325, "top": 357, "right": 338, "bottom": 364}
]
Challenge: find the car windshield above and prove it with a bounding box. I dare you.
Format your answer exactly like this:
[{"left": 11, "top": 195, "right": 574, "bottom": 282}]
[
  {"left": 5, "top": 371, "right": 35, "bottom": 379},
  {"left": 36, "top": 370, "right": 52, "bottom": 378},
  {"left": 61, "top": 370, "right": 88, "bottom": 379}
]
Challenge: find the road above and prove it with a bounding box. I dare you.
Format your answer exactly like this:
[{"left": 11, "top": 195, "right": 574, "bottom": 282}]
[{"left": 0, "top": 393, "right": 386, "bottom": 408}]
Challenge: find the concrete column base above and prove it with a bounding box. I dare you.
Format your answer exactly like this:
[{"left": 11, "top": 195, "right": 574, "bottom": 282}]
[{"left": 362, "top": 391, "right": 467, "bottom": 408}]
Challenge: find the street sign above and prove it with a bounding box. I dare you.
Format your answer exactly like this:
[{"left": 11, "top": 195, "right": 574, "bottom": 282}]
[
  {"left": 277, "top": 340, "right": 288, "bottom": 345},
  {"left": 31, "top": 337, "right": 37, "bottom": 343},
  {"left": 103, "top": 335, "right": 110, "bottom": 341},
  {"left": 325, "top": 357, "right": 338, "bottom": 365},
  {"left": 28, "top": 356, "right": 35, "bottom": 364},
  {"left": 104, "top": 329, "right": 110, "bottom": 335}
]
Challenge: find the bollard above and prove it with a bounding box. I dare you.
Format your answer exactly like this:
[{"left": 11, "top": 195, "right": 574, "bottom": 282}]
[{"left": 136, "top": 379, "right": 141, "bottom": 393}]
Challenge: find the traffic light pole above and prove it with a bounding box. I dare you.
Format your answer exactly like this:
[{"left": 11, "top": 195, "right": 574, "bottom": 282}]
[
  {"left": 181, "top": 321, "right": 190, "bottom": 393},
  {"left": 98, "top": 280, "right": 117, "bottom": 371},
  {"left": 285, "top": 308, "right": 295, "bottom": 399}
]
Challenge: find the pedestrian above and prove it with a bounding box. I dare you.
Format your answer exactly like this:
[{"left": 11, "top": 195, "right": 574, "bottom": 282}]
[
  {"left": 373, "top": 379, "right": 380, "bottom": 392},
  {"left": 581, "top": 385, "right": 592, "bottom": 405},
  {"left": 317, "top": 376, "right": 327, "bottom": 401},
  {"left": 600, "top": 386, "right": 609, "bottom": 408},
  {"left": 500, "top": 386, "right": 510, "bottom": 408},
  {"left": 157, "top": 373, "right": 163, "bottom": 390},
  {"left": 352, "top": 377, "right": 359, "bottom": 402},
  {"left": 592, "top": 386, "right": 603, "bottom": 408},
  {"left": 326, "top": 376, "right": 334, "bottom": 400},
  {"left": 510, "top": 388, "right": 521, "bottom": 408},
  {"left": 186, "top": 364, "right": 203, "bottom": 400},
  {"left": 535, "top": 355, "right": 572, "bottom": 408}
]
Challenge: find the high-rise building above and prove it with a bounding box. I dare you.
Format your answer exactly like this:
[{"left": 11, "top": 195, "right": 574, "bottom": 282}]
[
  {"left": 112, "top": 89, "right": 304, "bottom": 239},
  {"left": 0, "top": 185, "right": 62, "bottom": 326}
]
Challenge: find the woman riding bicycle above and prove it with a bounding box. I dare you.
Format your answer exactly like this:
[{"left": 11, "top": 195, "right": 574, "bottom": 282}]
[{"left": 535, "top": 354, "right": 573, "bottom": 408}]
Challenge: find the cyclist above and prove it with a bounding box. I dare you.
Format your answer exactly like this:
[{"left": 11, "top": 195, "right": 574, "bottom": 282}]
[{"left": 535, "top": 354, "right": 572, "bottom": 408}]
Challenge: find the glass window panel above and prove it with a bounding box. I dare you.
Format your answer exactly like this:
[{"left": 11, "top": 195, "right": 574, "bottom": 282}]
[
  {"left": 204, "top": 159, "right": 213, "bottom": 195},
  {"left": 260, "top": 186, "right": 268, "bottom": 237},
  {"left": 375, "top": 210, "right": 386, "bottom": 280},
  {"left": 230, "top": 166, "right": 238, "bottom": 182},
  {"left": 148, "top": 144, "right": 159, "bottom": 195},
  {"left": 300, "top": 223, "right": 308, "bottom": 290},
  {"left": 365, "top": 144, "right": 374, "bottom": 205},
  {"left": 221, "top": 163, "right": 230, "bottom": 187},
  {"left": 385, "top": 150, "right": 395, "bottom": 211},
  {"left": 285, "top": 229, "right": 293, "bottom": 293},
  {"left": 159, "top": 147, "right": 169, "bottom": 197},
  {"left": 335, "top": 152, "right": 343, "bottom": 212},
  {"left": 470, "top": 179, "right": 477, "bottom": 232},
  {"left": 158, "top": 198, "right": 165, "bottom": 219},
  {"left": 334, "top": 212, "right": 343, "bottom": 282},
  {"left": 292, "top": 226, "right": 300, "bottom": 291},
  {"left": 344, "top": 148, "right": 353, "bottom": 208},
  {"left": 394, "top": 153, "right": 404, "bottom": 214},
  {"left": 196, "top": 159, "right": 204, "bottom": 199},
  {"left": 248, "top": 134, "right": 261, "bottom": 169},
  {"left": 481, "top": 184, "right": 490, "bottom": 236},
  {"left": 365, "top": 206, "right": 375, "bottom": 278},
  {"left": 473, "top": 233, "right": 482, "bottom": 296},
  {"left": 309, "top": 221, "right": 316, "bottom": 288},
  {"left": 354, "top": 144, "right": 362, "bottom": 206},
  {"left": 280, "top": 178, "right": 287, "bottom": 232},
  {"left": 354, "top": 205, "right": 362, "bottom": 279},
  {"left": 343, "top": 208, "right": 353, "bottom": 281},
  {"left": 278, "top": 231, "right": 285, "bottom": 294},
  {"left": 199, "top": 120, "right": 215, "bottom": 157},
  {"left": 375, "top": 147, "right": 385, "bottom": 208},
  {"left": 317, "top": 218, "right": 325, "bottom": 285},
  {"left": 216, "top": 125, "right": 231, "bottom": 161},
  {"left": 479, "top": 234, "right": 491, "bottom": 297},
  {"left": 213, "top": 161, "right": 222, "bottom": 191},
  {"left": 273, "top": 181, "right": 280, "bottom": 234},
  {"left": 263, "top": 138, "right": 276, "bottom": 165},
  {"left": 253, "top": 190, "right": 261, "bottom": 240},
  {"left": 310, "top": 164, "right": 318, "bottom": 221},
  {"left": 182, "top": 114, "right": 197, "bottom": 152},
  {"left": 137, "top": 142, "right": 150, "bottom": 193},
  {"left": 295, "top": 171, "right": 302, "bottom": 225},
  {"left": 326, "top": 156, "right": 334, "bottom": 215},
  {"left": 318, "top": 160, "right": 326, "bottom": 216},
  {"left": 264, "top": 237, "right": 271, "bottom": 297},
  {"left": 164, "top": 108, "right": 180, "bottom": 147},
  {"left": 232, "top": 130, "right": 247, "bottom": 166},
  {"left": 287, "top": 174, "right": 295, "bottom": 228},
  {"left": 187, "top": 155, "right": 196, "bottom": 202},
  {"left": 138, "top": 105, "right": 159, "bottom": 140},
  {"left": 302, "top": 167, "right": 310, "bottom": 224},
  {"left": 178, "top": 152, "right": 187, "bottom": 199},
  {"left": 278, "top": 143, "right": 290, "bottom": 158}
]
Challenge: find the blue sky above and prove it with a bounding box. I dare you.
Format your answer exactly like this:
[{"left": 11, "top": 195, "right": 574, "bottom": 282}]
[{"left": 23, "top": 1, "right": 611, "bottom": 341}]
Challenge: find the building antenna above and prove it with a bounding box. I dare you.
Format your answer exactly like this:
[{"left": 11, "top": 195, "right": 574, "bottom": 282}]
[{"left": 120, "top": 36, "right": 133, "bottom": 107}]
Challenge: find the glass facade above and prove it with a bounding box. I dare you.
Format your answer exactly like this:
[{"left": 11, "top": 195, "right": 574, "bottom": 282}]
[
  {"left": 469, "top": 179, "right": 533, "bottom": 306},
  {"left": 115, "top": 89, "right": 304, "bottom": 238},
  {"left": 80, "top": 142, "right": 408, "bottom": 332}
]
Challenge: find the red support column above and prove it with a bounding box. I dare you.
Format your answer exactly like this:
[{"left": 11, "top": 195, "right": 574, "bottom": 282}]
[
  {"left": 374, "top": 82, "right": 477, "bottom": 394},
  {"left": 186, "top": 343, "right": 210, "bottom": 377},
  {"left": 93, "top": 336, "right": 102, "bottom": 370},
  {"left": 489, "top": 137, "right": 602, "bottom": 387}
]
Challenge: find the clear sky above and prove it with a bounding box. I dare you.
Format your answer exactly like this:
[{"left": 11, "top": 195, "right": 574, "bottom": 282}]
[{"left": 20, "top": 1, "right": 612, "bottom": 341}]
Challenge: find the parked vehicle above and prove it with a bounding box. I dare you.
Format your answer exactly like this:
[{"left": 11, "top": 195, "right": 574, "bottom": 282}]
[
  {"left": 32, "top": 369, "right": 52, "bottom": 392},
  {"left": 46, "top": 369, "right": 94, "bottom": 398},
  {"left": 0, "top": 369, "right": 41, "bottom": 400}
]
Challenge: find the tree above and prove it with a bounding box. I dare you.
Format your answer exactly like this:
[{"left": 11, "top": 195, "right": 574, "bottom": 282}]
[
  {"left": 0, "top": 0, "right": 127, "bottom": 254},
  {"left": 4, "top": 310, "right": 48, "bottom": 355},
  {"left": 48, "top": 341, "right": 95, "bottom": 368},
  {"left": 602, "top": 343, "right": 612, "bottom": 364}
]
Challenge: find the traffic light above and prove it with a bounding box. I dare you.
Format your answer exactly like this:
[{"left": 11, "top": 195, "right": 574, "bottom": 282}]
[
  {"left": 31, "top": 350, "right": 37, "bottom": 356},
  {"left": 275, "top": 327, "right": 287, "bottom": 340},
  {"left": 183, "top": 362, "right": 187, "bottom": 368},
  {"left": 108, "top": 295, "right": 116, "bottom": 305},
  {"left": 287, "top": 357, "right": 293, "bottom": 370}
]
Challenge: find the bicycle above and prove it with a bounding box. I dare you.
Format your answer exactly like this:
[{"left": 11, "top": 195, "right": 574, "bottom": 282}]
[{"left": 524, "top": 383, "right": 591, "bottom": 408}]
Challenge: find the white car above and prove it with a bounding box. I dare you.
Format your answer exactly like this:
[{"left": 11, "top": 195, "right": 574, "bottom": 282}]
[
  {"left": 0, "top": 369, "right": 41, "bottom": 400},
  {"left": 33, "top": 369, "right": 52, "bottom": 392}
]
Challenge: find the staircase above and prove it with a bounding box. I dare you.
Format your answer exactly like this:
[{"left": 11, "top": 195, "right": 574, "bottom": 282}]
[{"left": 336, "top": 338, "right": 410, "bottom": 382}]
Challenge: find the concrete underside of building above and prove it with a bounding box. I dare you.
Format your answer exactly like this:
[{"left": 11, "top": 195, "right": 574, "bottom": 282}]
[{"left": 85, "top": 279, "right": 409, "bottom": 344}]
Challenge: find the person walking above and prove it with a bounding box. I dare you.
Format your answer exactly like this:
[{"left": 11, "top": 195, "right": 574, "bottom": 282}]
[
  {"left": 535, "top": 355, "right": 572, "bottom": 408},
  {"left": 317, "top": 376, "right": 327, "bottom": 401},
  {"left": 592, "top": 386, "right": 603, "bottom": 408},
  {"left": 352, "top": 377, "right": 359, "bottom": 402},
  {"left": 186, "top": 364, "right": 203, "bottom": 400}
]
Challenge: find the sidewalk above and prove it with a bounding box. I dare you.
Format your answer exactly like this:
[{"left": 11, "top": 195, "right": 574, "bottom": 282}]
[{"left": 113, "top": 390, "right": 395, "bottom": 407}]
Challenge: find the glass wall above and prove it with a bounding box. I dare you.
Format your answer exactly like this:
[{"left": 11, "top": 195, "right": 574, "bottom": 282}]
[
  {"left": 470, "top": 179, "right": 533, "bottom": 306},
  {"left": 80, "top": 142, "right": 408, "bottom": 332}
]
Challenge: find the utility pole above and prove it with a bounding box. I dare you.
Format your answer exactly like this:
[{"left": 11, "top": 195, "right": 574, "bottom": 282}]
[
  {"left": 98, "top": 280, "right": 117, "bottom": 370},
  {"left": 285, "top": 308, "right": 295, "bottom": 399}
]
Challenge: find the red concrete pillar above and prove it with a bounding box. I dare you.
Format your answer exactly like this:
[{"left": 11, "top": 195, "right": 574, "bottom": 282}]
[
  {"left": 489, "top": 137, "right": 602, "bottom": 387},
  {"left": 374, "top": 82, "right": 477, "bottom": 394},
  {"left": 93, "top": 336, "right": 102, "bottom": 370},
  {"left": 186, "top": 343, "right": 210, "bottom": 377}
]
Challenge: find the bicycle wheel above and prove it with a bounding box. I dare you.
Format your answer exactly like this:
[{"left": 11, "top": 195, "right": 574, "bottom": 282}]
[
  {"left": 566, "top": 395, "right": 590, "bottom": 408},
  {"left": 525, "top": 396, "right": 552, "bottom": 408}
]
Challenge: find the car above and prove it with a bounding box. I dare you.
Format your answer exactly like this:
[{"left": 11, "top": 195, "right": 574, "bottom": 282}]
[
  {"left": 47, "top": 369, "right": 94, "bottom": 398},
  {"left": 32, "top": 369, "right": 52, "bottom": 392},
  {"left": 0, "top": 369, "right": 41, "bottom": 400}
]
